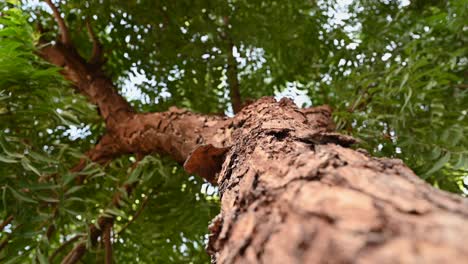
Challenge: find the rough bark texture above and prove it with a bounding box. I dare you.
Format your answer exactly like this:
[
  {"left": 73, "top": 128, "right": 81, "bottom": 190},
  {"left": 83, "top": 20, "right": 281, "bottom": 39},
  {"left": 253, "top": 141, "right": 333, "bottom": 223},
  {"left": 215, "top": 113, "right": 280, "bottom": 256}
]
[
  {"left": 39, "top": 41, "right": 232, "bottom": 174},
  {"left": 38, "top": 8, "right": 468, "bottom": 263},
  {"left": 207, "top": 97, "right": 468, "bottom": 264}
]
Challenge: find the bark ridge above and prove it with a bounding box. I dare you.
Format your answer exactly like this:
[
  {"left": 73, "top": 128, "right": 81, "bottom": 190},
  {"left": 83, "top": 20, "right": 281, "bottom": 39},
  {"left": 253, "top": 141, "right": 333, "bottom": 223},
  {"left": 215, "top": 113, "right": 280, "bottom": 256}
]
[{"left": 208, "top": 98, "right": 468, "bottom": 264}]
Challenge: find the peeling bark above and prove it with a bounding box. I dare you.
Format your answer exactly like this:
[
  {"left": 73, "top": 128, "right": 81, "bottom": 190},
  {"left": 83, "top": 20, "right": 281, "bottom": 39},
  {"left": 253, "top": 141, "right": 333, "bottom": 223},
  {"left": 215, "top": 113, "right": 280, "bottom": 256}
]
[
  {"left": 39, "top": 42, "right": 468, "bottom": 262},
  {"left": 208, "top": 98, "right": 468, "bottom": 264},
  {"left": 38, "top": 10, "right": 468, "bottom": 262},
  {"left": 39, "top": 42, "right": 232, "bottom": 176}
]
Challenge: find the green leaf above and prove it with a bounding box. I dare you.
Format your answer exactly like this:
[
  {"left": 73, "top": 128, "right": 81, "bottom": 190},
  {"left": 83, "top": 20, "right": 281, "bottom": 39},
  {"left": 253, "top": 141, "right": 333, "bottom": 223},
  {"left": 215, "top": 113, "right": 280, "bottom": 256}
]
[
  {"left": 104, "top": 208, "right": 126, "bottom": 217},
  {"left": 425, "top": 152, "right": 451, "bottom": 176},
  {"left": 7, "top": 185, "right": 37, "bottom": 204},
  {"left": 36, "top": 249, "right": 48, "bottom": 264},
  {"left": 65, "top": 185, "right": 85, "bottom": 196},
  {"left": 453, "top": 154, "right": 466, "bottom": 170},
  {"left": 36, "top": 195, "right": 60, "bottom": 203},
  {"left": 6, "top": 0, "right": 20, "bottom": 5},
  {"left": 0, "top": 154, "right": 18, "bottom": 163}
]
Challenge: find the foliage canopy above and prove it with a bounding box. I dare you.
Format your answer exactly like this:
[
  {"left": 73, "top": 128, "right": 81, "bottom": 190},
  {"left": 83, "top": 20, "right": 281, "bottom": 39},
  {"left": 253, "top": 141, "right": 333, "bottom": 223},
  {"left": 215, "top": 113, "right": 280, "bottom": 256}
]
[{"left": 0, "top": 0, "right": 466, "bottom": 262}]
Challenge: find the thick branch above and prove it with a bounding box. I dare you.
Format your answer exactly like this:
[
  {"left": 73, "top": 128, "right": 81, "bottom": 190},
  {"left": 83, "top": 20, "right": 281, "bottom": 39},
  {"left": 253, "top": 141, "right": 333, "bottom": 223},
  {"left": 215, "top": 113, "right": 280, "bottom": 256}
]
[
  {"left": 39, "top": 6, "right": 132, "bottom": 130},
  {"left": 43, "top": 0, "right": 71, "bottom": 45},
  {"left": 38, "top": 43, "right": 134, "bottom": 130}
]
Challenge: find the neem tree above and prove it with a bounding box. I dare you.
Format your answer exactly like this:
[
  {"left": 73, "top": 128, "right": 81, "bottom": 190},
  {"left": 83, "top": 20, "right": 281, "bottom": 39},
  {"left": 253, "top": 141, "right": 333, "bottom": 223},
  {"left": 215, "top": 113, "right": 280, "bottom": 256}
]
[{"left": 0, "top": 0, "right": 467, "bottom": 263}]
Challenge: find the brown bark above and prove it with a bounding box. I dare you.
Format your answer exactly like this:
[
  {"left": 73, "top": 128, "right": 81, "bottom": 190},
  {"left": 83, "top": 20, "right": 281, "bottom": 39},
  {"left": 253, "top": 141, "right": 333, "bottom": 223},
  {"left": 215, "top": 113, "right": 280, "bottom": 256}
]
[
  {"left": 43, "top": 0, "right": 71, "bottom": 45},
  {"left": 49, "top": 235, "right": 81, "bottom": 263},
  {"left": 40, "top": 43, "right": 468, "bottom": 262},
  {"left": 38, "top": 6, "right": 468, "bottom": 263},
  {"left": 39, "top": 41, "right": 232, "bottom": 180},
  {"left": 208, "top": 98, "right": 468, "bottom": 263},
  {"left": 102, "top": 221, "right": 113, "bottom": 264}
]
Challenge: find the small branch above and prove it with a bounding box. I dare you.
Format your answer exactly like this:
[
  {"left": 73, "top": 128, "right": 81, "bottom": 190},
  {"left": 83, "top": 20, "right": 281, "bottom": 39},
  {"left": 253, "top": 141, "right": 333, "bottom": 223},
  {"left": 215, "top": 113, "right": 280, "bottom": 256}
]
[
  {"left": 116, "top": 195, "right": 150, "bottom": 236},
  {"left": 0, "top": 216, "right": 13, "bottom": 232},
  {"left": 49, "top": 235, "right": 82, "bottom": 263},
  {"left": 223, "top": 17, "right": 242, "bottom": 114},
  {"left": 85, "top": 18, "right": 104, "bottom": 65},
  {"left": 102, "top": 222, "right": 113, "bottom": 264},
  {"left": 227, "top": 41, "right": 242, "bottom": 114},
  {"left": 61, "top": 242, "right": 86, "bottom": 264},
  {"left": 0, "top": 239, "right": 8, "bottom": 253},
  {"left": 43, "top": 0, "right": 71, "bottom": 45},
  {"left": 60, "top": 160, "right": 140, "bottom": 264},
  {"left": 0, "top": 224, "right": 22, "bottom": 253}
]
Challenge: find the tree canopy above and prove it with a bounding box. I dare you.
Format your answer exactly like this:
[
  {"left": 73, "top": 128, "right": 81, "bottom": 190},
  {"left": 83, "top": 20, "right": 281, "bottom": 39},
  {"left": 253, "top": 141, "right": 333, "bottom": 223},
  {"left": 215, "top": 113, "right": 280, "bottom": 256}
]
[{"left": 0, "top": 0, "right": 466, "bottom": 262}]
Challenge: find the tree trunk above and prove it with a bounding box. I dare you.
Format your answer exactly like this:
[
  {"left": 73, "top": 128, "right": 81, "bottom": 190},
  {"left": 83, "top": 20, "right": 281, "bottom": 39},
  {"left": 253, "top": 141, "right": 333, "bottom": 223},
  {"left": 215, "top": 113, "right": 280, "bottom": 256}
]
[
  {"left": 37, "top": 12, "right": 468, "bottom": 262},
  {"left": 207, "top": 97, "right": 468, "bottom": 264}
]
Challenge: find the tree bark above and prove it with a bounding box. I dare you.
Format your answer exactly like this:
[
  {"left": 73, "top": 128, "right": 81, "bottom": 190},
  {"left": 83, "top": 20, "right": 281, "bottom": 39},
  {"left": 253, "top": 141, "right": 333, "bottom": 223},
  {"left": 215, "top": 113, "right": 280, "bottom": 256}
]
[
  {"left": 207, "top": 98, "right": 468, "bottom": 264},
  {"left": 37, "top": 9, "right": 468, "bottom": 262},
  {"left": 39, "top": 43, "right": 468, "bottom": 261},
  {"left": 39, "top": 43, "right": 468, "bottom": 263}
]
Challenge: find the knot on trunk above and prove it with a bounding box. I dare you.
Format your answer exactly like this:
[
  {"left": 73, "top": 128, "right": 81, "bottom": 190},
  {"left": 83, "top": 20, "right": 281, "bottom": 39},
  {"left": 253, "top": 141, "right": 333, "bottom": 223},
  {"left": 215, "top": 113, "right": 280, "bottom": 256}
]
[{"left": 184, "top": 144, "right": 230, "bottom": 183}]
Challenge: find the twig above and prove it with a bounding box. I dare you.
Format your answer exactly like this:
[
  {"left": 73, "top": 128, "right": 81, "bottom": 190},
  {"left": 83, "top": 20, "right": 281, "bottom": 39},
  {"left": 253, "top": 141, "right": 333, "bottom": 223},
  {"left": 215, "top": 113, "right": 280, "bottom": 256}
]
[
  {"left": 43, "top": 0, "right": 71, "bottom": 45},
  {"left": 49, "top": 235, "right": 82, "bottom": 263},
  {"left": 0, "top": 215, "right": 13, "bottom": 232},
  {"left": 61, "top": 242, "right": 86, "bottom": 264},
  {"left": 0, "top": 239, "right": 8, "bottom": 253},
  {"left": 116, "top": 195, "right": 150, "bottom": 236},
  {"left": 60, "top": 159, "right": 142, "bottom": 264},
  {"left": 85, "top": 18, "right": 103, "bottom": 65},
  {"left": 0, "top": 224, "right": 22, "bottom": 252},
  {"left": 226, "top": 40, "right": 242, "bottom": 114},
  {"left": 223, "top": 16, "right": 242, "bottom": 114}
]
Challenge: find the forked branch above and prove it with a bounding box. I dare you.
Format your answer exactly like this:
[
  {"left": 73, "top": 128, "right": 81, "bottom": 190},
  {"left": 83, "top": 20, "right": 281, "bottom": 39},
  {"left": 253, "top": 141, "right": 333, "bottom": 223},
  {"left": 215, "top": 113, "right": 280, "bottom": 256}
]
[
  {"left": 49, "top": 235, "right": 82, "bottom": 263},
  {"left": 85, "top": 17, "right": 104, "bottom": 65},
  {"left": 43, "top": 0, "right": 71, "bottom": 45}
]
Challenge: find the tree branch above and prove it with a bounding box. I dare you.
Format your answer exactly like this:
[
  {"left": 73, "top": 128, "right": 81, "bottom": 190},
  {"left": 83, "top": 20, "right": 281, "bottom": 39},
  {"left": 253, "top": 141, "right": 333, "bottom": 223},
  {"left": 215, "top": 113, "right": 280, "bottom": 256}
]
[
  {"left": 38, "top": 41, "right": 134, "bottom": 128},
  {"left": 39, "top": 8, "right": 334, "bottom": 185},
  {"left": 60, "top": 161, "right": 142, "bottom": 263},
  {"left": 61, "top": 242, "right": 86, "bottom": 264},
  {"left": 85, "top": 18, "right": 104, "bottom": 65},
  {"left": 226, "top": 40, "right": 242, "bottom": 114},
  {"left": 116, "top": 195, "right": 150, "bottom": 236},
  {"left": 223, "top": 16, "right": 242, "bottom": 114},
  {"left": 43, "top": 0, "right": 71, "bottom": 45},
  {"left": 0, "top": 224, "right": 22, "bottom": 253},
  {"left": 49, "top": 235, "right": 82, "bottom": 263},
  {"left": 102, "top": 222, "right": 113, "bottom": 264},
  {"left": 0, "top": 216, "right": 13, "bottom": 232}
]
